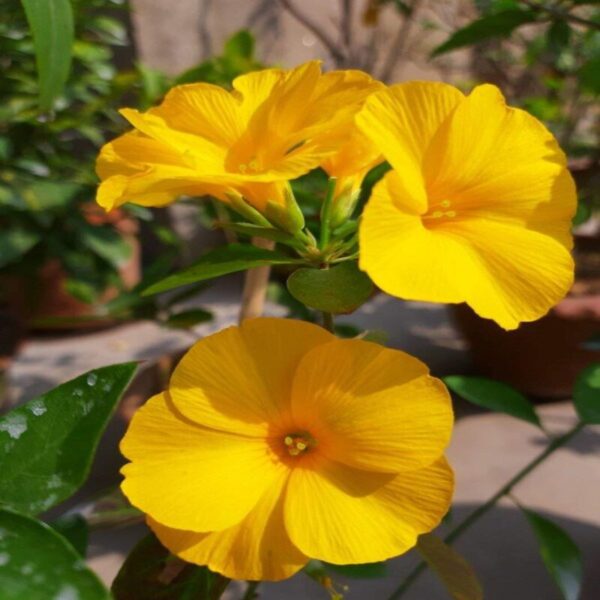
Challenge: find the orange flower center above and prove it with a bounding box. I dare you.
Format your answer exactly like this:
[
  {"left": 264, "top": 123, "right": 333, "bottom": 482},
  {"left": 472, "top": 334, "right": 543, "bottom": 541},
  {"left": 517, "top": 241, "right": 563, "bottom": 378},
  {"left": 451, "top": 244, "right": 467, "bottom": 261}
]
[{"left": 283, "top": 431, "right": 316, "bottom": 457}]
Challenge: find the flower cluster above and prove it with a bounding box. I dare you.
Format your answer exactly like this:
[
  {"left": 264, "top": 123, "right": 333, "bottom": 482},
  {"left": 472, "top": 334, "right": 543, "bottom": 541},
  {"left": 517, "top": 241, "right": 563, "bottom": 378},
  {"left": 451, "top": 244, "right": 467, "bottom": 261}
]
[
  {"left": 98, "top": 61, "right": 576, "bottom": 330},
  {"left": 105, "top": 61, "right": 577, "bottom": 582}
]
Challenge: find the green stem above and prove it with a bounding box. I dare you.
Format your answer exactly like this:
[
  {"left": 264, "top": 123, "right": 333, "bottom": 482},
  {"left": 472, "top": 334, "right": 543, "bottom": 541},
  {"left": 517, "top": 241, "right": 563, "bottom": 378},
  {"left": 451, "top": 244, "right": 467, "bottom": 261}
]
[
  {"left": 319, "top": 177, "right": 337, "bottom": 251},
  {"left": 322, "top": 311, "right": 334, "bottom": 333},
  {"left": 242, "top": 581, "right": 260, "bottom": 600},
  {"left": 387, "top": 421, "right": 585, "bottom": 600}
]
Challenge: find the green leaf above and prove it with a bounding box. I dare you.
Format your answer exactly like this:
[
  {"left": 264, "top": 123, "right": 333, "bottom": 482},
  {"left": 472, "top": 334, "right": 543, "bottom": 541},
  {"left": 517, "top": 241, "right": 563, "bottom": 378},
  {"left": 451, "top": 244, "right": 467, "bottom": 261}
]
[
  {"left": 287, "top": 262, "right": 373, "bottom": 314},
  {"left": 20, "top": 0, "right": 75, "bottom": 111},
  {"left": 50, "top": 514, "right": 89, "bottom": 557},
  {"left": 224, "top": 30, "right": 255, "bottom": 60},
  {"left": 112, "top": 532, "right": 229, "bottom": 600},
  {"left": 417, "top": 533, "right": 483, "bottom": 600},
  {"left": 444, "top": 375, "right": 541, "bottom": 427},
  {"left": 0, "top": 508, "right": 109, "bottom": 600},
  {"left": 325, "top": 561, "right": 387, "bottom": 579},
  {"left": 573, "top": 363, "right": 600, "bottom": 424},
  {"left": 143, "top": 244, "right": 301, "bottom": 296},
  {"left": 0, "top": 363, "right": 137, "bottom": 516},
  {"left": 164, "top": 308, "right": 213, "bottom": 329},
  {"left": 432, "top": 9, "right": 537, "bottom": 56},
  {"left": 572, "top": 201, "right": 592, "bottom": 226},
  {"left": 217, "top": 222, "right": 304, "bottom": 248},
  {"left": 80, "top": 224, "right": 132, "bottom": 268},
  {"left": 523, "top": 510, "right": 583, "bottom": 600},
  {"left": 0, "top": 228, "right": 40, "bottom": 268},
  {"left": 579, "top": 57, "right": 600, "bottom": 95},
  {"left": 547, "top": 20, "right": 571, "bottom": 56},
  {"left": 25, "top": 181, "right": 81, "bottom": 211}
]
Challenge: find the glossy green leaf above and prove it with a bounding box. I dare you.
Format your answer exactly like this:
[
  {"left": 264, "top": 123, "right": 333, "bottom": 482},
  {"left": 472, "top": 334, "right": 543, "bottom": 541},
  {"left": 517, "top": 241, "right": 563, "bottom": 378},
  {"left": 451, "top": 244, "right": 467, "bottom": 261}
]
[
  {"left": 524, "top": 510, "right": 583, "bottom": 600},
  {"left": 573, "top": 363, "right": 600, "bottom": 424},
  {"left": 444, "top": 375, "right": 541, "bottom": 427},
  {"left": 417, "top": 533, "right": 483, "bottom": 600},
  {"left": 325, "top": 561, "right": 387, "bottom": 579},
  {"left": 287, "top": 262, "right": 373, "bottom": 314},
  {"left": 20, "top": 0, "right": 75, "bottom": 110},
  {"left": 112, "top": 532, "right": 229, "bottom": 600},
  {"left": 0, "top": 228, "right": 40, "bottom": 268},
  {"left": 50, "top": 514, "right": 89, "bottom": 558},
  {"left": 0, "top": 509, "right": 108, "bottom": 600},
  {"left": 432, "top": 9, "right": 537, "bottom": 56},
  {"left": 164, "top": 308, "right": 213, "bottom": 329},
  {"left": 0, "top": 363, "right": 138, "bottom": 515},
  {"left": 143, "top": 244, "right": 301, "bottom": 296}
]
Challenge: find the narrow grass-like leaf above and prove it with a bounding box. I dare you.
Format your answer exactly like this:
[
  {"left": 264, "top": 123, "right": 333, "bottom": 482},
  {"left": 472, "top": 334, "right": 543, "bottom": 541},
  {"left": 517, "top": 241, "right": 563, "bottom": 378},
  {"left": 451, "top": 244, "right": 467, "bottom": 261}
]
[
  {"left": 20, "top": 0, "right": 75, "bottom": 111},
  {"left": 143, "top": 244, "right": 301, "bottom": 296}
]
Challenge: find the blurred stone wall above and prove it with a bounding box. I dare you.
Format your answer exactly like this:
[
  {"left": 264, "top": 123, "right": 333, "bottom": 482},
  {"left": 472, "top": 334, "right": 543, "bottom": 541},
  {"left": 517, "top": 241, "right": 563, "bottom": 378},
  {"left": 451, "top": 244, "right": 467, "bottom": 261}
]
[{"left": 129, "top": 0, "right": 473, "bottom": 82}]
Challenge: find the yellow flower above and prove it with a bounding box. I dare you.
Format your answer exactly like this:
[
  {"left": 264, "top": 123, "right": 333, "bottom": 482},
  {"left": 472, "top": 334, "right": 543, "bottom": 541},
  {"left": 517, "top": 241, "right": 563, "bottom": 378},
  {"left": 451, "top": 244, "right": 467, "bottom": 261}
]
[
  {"left": 96, "top": 62, "right": 379, "bottom": 217},
  {"left": 357, "top": 82, "right": 576, "bottom": 330},
  {"left": 322, "top": 127, "right": 383, "bottom": 227},
  {"left": 120, "top": 318, "right": 453, "bottom": 581}
]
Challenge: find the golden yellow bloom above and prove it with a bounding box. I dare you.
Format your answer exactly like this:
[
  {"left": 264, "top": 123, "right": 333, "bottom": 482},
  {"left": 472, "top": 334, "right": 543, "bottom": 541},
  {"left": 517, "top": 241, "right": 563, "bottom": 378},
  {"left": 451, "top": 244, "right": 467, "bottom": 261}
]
[
  {"left": 357, "top": 82, "right": 576, "bottom": 330},
  {"left": 120, "top": 318, "right": 453, "bottom": 581},
  {"left": 322, "top": 127, "right": 383, "bottom": 226},
  {"left": 96, "top": 62, "right": 379, "bottom": 216}
]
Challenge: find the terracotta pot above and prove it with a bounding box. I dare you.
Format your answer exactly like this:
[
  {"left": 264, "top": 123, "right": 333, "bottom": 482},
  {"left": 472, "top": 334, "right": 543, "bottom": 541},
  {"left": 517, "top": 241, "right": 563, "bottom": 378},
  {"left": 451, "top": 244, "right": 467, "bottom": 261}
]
[
  {"left": 2, "top": 207, "right": 141, "bottom": 331},
  {"left": 452, "top": 233, "right": 600, "bottom": 399}
]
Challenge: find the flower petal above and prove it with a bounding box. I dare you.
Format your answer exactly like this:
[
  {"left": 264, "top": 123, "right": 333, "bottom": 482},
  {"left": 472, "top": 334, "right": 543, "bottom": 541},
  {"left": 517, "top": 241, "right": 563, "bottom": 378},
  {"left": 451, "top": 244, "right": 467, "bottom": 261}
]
[
  {"left": 149, "top": 470, "right": 308, "bottom": 581},
  {"left": 290, "top": 338, "right": 452, "bottom": 472},
  {"left": 154, "top": 83, "right": 244, "bottom": 147},
  {"left": 359, "top": 170, "right": 574, "bottom": 329},
  {"left": 120, "top": 393, "right": 282, "bottom": 532},
  {"left": 232, "top": 68, "right": 286, "bottom": 123},
  {"left": 169, "top": 318, "right": 334, "bottom": 436},
  {"left": 357, "top": 81, "right": 464, "bottom": 211},
  {"left": 423, "top": 84, "right": 576, "bottom": 248},
  {"left": 360, "top": 170, "right": 466, "bottom": 303},
  {"left": 442, "top": 218, "right": 575, "bottom": 329},
  {"left": 119, "top": 108, "right": 226, "bottom": 172},
  {"left": 285, "top": 457, "right": 454, "bottom": 564}
]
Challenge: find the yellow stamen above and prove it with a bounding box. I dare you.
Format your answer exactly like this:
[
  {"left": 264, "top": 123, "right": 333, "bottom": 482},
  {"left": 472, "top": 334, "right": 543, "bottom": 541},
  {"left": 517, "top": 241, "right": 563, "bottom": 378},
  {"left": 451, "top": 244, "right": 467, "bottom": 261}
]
[{"left": 283, "top": 432, "right": 315, "bottom": 457}]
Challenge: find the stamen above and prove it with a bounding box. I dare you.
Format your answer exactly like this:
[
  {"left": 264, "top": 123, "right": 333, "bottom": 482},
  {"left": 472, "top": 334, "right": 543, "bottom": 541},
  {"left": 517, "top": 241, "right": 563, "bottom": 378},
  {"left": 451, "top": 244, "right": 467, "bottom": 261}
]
[
  {"left": 282, "top": 432, "right": 315, "bottom": 457},
  {"left": 238, "top": 163, "right": 247, "bottom": 173}
]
